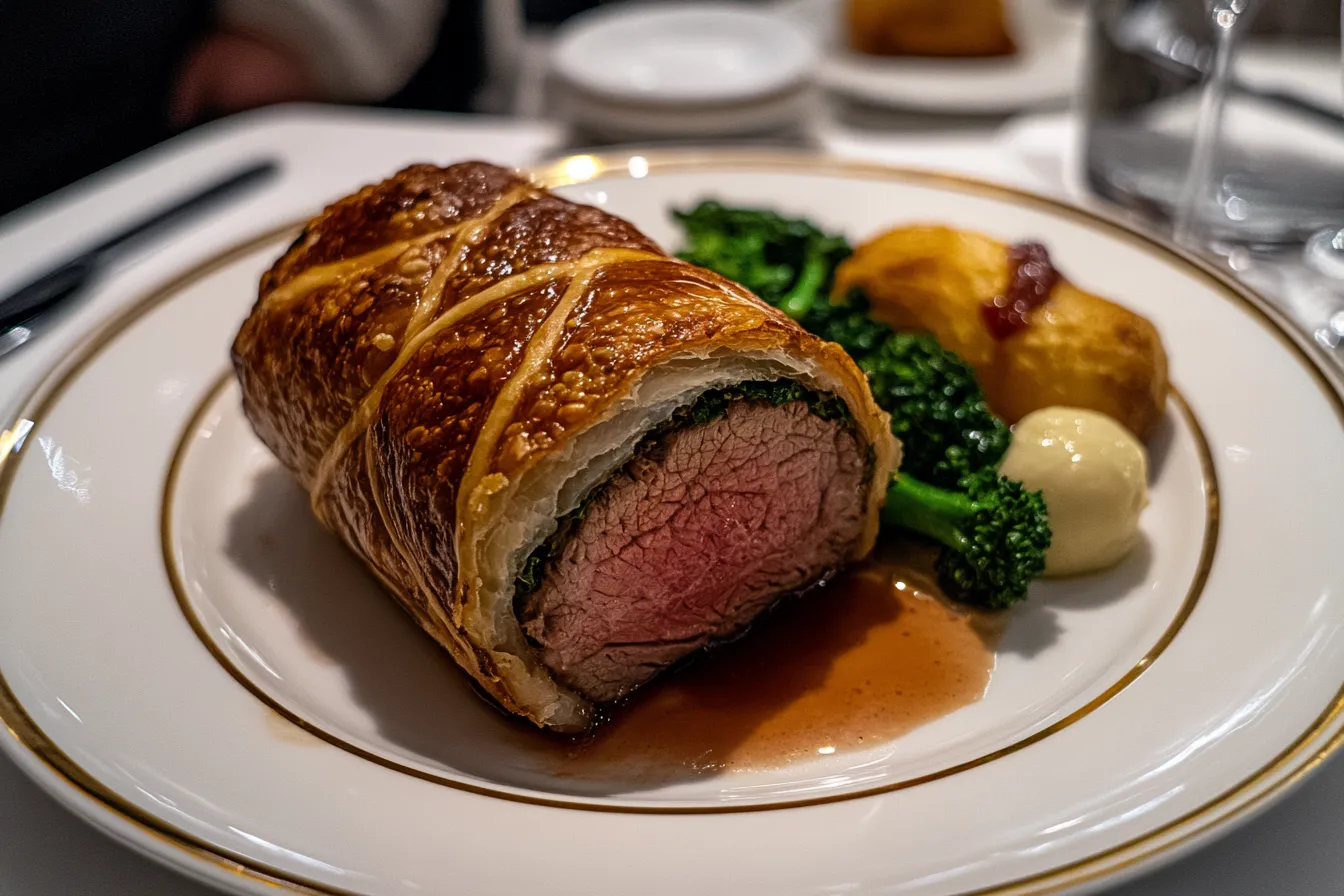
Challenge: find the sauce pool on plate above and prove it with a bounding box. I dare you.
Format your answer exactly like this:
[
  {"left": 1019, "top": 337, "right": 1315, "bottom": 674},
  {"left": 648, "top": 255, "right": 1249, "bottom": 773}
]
[{"left": 533, "top": 544, "right": 1001, "bottom": 779}]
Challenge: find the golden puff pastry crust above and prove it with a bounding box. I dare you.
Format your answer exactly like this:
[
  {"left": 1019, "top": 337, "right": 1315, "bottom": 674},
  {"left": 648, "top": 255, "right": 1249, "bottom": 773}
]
[{"left": 232, "top": 162, "right": 899, "bottom": 730}]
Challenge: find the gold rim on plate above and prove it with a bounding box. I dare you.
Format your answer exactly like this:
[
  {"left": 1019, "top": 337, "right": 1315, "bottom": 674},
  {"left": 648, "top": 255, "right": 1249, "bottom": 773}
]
[
  {"left": 160, "top": 373, "right": 1216, "bottom": 814},
  {"left": 0, "top": 151, "right": 1340, "bottom": 896}
]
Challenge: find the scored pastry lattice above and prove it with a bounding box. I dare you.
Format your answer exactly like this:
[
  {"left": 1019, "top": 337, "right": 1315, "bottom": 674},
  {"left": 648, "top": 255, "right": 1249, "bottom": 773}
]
[
  {"left": 260, "top": 184, "right": 682, "bottom": 632},
  {"left": 232, "top": 163, "right": 899, "bottom": 727}
]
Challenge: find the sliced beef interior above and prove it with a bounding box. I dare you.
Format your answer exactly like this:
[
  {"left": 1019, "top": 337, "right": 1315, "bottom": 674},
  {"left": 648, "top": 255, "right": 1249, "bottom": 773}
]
[{"left": 518, "top": 395, "right": 869, "bottom": 703}]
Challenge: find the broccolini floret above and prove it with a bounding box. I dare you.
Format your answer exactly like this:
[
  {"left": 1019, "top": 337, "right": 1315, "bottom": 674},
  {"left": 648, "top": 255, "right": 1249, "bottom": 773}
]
[
  {"left": 674, "top": 201, "right": 1010, "bottom": 486},
  {"left": 881, "top": 469, "right": 1051, "bottom": 609},
  {"left": 673, "top": 201, "right": 851, "bottom": 320},
  {"left": 806, "top": 289, "right": 1010, "bottom": 487}
]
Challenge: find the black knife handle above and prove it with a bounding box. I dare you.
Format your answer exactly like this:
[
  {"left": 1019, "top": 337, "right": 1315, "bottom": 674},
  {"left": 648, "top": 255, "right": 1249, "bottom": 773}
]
[
  {"left": 0, "top": 159, "right": 279, "bottom": 331},
  {"left": 0, "top": 257, "right": 100, "bottom": 329},
  {"left": 89, "top": 159, "right": 279, "bottom": 257}
]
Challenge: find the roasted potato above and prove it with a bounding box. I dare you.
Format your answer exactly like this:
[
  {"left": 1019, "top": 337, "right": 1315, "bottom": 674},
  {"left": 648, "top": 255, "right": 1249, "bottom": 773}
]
[
  {"left": 847, "top": 0, "right": 1017, "bottom": 58},
  {"left": 833, "top": 225, "right": 1169, "bottom": 441}
]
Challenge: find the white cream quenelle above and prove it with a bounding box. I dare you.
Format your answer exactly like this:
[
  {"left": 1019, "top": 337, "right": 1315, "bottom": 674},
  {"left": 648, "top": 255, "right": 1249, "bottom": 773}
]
[{"left": 999, "top": 407, "right": 1149, "bottom": 577}]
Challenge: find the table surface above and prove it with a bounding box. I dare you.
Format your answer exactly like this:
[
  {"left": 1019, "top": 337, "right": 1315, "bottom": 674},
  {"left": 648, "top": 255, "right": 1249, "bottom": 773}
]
[{"left": 0, "top": 105, "right": 1339, "bottom": 896}]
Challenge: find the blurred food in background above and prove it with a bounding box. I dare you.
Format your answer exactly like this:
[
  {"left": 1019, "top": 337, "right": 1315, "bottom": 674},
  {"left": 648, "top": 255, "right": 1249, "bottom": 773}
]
[{"left": 846, "top": 0, "right": 1017, "bottom": 57}]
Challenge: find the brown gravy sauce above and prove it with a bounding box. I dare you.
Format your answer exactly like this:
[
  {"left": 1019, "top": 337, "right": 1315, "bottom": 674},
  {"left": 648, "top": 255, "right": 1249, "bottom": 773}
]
[
  {"left": 980, "top": 241, "right": 1059, "bottom": 341},
  {"left": 531, "top": 544, "right": 1001, "bottom": 780}
]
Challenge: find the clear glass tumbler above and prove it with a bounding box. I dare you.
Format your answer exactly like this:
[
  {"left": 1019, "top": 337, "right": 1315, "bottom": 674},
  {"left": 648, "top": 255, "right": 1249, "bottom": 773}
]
[
  {"left": 1304, "top": 1, "right": 1344, "bottom": 282},
  {"left": 1080, "top": 0, "right": 1344, "bottom": 250}
]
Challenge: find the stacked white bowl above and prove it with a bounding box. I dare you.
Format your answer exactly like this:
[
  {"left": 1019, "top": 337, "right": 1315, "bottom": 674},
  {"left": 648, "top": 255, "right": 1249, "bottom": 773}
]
[{"left": 549, "top": 2, "right": 818, "bottom": 142}]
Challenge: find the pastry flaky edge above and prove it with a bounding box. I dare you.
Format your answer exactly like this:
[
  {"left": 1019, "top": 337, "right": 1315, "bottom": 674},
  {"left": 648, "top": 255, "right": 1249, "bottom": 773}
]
[{"left": 231, "top": 162, "right": 899, "bottom": 731}]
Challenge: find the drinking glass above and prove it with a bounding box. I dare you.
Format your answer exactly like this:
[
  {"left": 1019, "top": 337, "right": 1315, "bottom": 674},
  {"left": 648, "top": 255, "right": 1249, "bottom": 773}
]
[
  {"left": 1303, "top": 1, "right": 1344, "bottom": 283},
  {"left": 1081, "top": 0, "right": 1344, "bottom": 252}
]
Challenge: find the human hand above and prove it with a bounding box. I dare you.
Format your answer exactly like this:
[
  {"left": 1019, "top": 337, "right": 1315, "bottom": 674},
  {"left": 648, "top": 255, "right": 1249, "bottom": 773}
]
[{"left": 170, "top": 30, "right": 321, "bottom": 128}]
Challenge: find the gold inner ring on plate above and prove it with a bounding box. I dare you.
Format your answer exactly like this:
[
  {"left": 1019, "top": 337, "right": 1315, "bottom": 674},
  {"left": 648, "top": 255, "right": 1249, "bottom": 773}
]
[
  {"left": 0, "top": 152, "right": 1340, "bottom": 896},
  {"left": 159, "top": 371, "right": 1219, "bottom": 814}
]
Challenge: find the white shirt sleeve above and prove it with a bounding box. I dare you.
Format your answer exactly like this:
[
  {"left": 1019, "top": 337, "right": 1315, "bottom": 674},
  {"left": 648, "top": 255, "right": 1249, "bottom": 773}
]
[{"left": 220, "top": 0, "right": 450, "bottom": 102}]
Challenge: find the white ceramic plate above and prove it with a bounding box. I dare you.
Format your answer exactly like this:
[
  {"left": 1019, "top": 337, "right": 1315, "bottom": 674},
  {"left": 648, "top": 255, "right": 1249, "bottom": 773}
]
[
  {"left": 1, "top": 152, "right": 1342, "bottom": 896},
  {"left": 551, "top": 2, "right": 815, "bottom": 105},
  {"left": 777, "top": 0, "right": 1086, "bottom": 113}
]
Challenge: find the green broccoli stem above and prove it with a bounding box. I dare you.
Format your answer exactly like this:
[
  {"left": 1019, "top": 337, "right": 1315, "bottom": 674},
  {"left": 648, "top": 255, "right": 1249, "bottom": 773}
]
[
  {"left": 880, "top": 474, "right": 973, "bottom": 553},
  {"left": 879, "top": 469, "right": 1051, "bottom": 610},
  {"left": 778, "top": 249, "right": 829, "bottom": 320}
]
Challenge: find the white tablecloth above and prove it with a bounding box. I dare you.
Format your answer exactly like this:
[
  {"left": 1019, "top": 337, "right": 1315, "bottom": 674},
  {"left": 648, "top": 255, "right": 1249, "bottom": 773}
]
[{"left": 0, "top": 105, "right": 1339, "bottom": 895}]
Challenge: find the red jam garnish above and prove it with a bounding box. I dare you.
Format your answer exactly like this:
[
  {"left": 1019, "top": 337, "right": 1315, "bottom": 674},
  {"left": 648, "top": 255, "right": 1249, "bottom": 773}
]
[{"left": 980, "top": 241, "right": 1059, "bottom": 340}]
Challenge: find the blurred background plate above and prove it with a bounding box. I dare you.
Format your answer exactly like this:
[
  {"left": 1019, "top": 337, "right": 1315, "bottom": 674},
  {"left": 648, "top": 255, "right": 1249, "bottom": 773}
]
[
  {"left": 548, "top": 1, "right": 818, "bottom": 142},
  {"left": 551, "top": 1, "right": 816, "bottom": 104},
  {"left": 778, "top": 0, "right": 1087, "bottom": 113}
]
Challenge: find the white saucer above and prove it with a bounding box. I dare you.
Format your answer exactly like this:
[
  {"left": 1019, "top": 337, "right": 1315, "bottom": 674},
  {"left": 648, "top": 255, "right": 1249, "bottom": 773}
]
[{"left": 551, "top": 2, "right": 816, "bottom": 106}]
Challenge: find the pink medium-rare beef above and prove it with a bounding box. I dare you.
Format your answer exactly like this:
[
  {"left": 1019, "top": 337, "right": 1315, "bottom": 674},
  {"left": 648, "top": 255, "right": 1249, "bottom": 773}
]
[{"left": 519, "top": 398, "right": 870, "bottom": 702}]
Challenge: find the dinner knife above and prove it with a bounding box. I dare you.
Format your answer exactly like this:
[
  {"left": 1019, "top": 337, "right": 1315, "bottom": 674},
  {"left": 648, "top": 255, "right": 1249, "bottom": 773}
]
[{"left": 0, "top": 159, "right": 280, "bottom": 336}]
